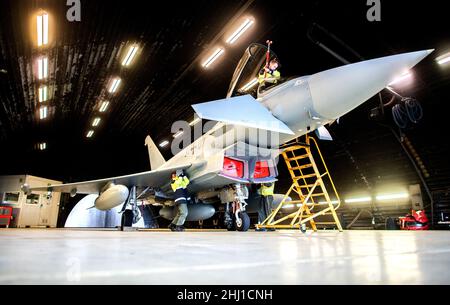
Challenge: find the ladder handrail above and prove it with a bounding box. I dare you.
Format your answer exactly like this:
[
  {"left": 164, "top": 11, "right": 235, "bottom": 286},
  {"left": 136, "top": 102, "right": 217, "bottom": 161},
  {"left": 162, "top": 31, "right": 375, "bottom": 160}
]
[{"left": 307, "top": 136, "right": 342, "bottom": 210}]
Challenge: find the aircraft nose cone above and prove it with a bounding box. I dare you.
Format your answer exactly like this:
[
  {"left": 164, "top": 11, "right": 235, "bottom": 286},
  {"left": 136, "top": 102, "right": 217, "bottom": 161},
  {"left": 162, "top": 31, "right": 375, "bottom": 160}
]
[{"left": 308, "top": 50, "right": 433, "bottom": 119}]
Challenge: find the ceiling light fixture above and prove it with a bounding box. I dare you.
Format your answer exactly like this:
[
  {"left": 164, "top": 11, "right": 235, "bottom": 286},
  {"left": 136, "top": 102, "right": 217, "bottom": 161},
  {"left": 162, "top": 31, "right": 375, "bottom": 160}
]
[
  {"left": 436, "top": 52, "right": 450, "bottom": 65},
  {"left": 39, "top": 106, "right": 48, "bottom": 120},
  {"left": 226, "top": 18, "right": 254, "bottom": 45},
  {"left": 345, "top": 197, "right": 372, "bottom": 204},
  {"left": 99, "top": 101, "right": 110, "bottom": 112},
  {"left": 122, "top": 45, "right": 139, "bottom": 66},
  {"left": 281, "top": 204, "right": 295, "bottom": 209},
  {"left": 189, "top": 117, "right": 201, "bottom": 126},
  {"left": 109, "top": 78, "right": 121, "bottom": 93},
  {"left": 38, "top": 57, "right": 48, "bottom": 80},
  {"left": 39, "top": 143, "right": 47, "bottom": 151},
  {"left": 159, "top": 140, "right": 169, "bottom": 148},
  {"left": 317, "top": 200, "right": 340, "bottom": 205},
  {"left": 37, "top": 13, "right": 49, "bottom": 47},
  {"left": 39, "top": 86, "right": 48, "bottom": 102},
  {"left": 202, "top": 48, "right": 224, "bottom": 69},
  {"left": 376, "top": 193, "right": 409, "bottom": 201},
  {"left": 86, "top": 130, "right": 94, "bottom": 138},
  {"left": 173, "top": 131, "right": 184, "bottom": 138},
  {"left": 92, "top": 118, "right": 101, "bottom": 127}
]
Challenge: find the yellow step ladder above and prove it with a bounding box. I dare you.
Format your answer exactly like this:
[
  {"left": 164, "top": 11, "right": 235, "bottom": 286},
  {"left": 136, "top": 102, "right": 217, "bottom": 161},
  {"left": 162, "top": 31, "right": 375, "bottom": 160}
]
[{"left": 256, "top": 135, "right": 343, "bottom": 232}]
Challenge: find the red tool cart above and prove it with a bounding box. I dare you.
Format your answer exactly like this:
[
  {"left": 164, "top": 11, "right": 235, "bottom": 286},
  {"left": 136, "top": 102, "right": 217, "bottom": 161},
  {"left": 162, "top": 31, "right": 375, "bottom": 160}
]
[{"left": 0, "top": 206, "right": 13, "bottom": 228}]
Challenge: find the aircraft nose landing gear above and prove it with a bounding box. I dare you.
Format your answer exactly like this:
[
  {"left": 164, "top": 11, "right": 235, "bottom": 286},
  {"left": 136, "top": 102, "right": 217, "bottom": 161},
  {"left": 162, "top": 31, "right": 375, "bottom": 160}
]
[
  {"left": 234, "top": 210, "right": 250, "bottom": 231},
  {"left": 224, "top": 203, "right": 251, "bottom": 232},
  {"left": 222, "top": 184, "right": 251, "bottom": 232}
]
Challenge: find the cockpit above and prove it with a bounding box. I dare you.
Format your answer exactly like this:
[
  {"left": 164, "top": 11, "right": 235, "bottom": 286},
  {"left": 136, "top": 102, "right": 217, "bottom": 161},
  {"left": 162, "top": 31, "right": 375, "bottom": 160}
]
[{"left": 226, "top": 43, "right": 284, "bottom": 99}]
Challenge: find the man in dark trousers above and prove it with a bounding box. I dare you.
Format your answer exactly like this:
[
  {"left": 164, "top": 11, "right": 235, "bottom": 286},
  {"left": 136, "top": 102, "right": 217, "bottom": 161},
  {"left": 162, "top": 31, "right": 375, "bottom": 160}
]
[
  {"left": 168, "top": 170, "right": 190, "bottom": 232},
  {"left": 256, "top": 182, "right": 275, "bottom": 231}
]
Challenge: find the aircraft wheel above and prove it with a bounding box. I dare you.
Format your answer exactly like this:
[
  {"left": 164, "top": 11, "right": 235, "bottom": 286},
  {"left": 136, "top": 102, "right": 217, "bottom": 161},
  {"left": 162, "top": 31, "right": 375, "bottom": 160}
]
[
  {"left": 235, "top": 212, "right": 250, "bottom": 232},
  {"left": 300, "top": 223, "right": 307, "bottom": 233}
]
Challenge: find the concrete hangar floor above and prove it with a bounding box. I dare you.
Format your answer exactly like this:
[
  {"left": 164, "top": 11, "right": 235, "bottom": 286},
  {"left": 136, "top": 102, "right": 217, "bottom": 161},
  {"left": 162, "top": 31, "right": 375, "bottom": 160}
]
[{"left": 1, "top": 229, "right": 450, "bottom": 285}]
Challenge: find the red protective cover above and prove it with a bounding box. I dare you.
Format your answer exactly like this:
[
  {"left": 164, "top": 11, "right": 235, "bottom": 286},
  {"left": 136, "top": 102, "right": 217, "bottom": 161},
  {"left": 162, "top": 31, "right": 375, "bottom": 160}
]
[
  {"left": 399, "top": 210, "right": 430, "bottom": 231},
  {"left": 223, "top": 157, "right": 244, "bottom": 179},
  {"left": 0, "top": 206, "right": 13, "bottom": 226},
  {"left": 254, "top": 161, "right": 270, "bottom": 179}
]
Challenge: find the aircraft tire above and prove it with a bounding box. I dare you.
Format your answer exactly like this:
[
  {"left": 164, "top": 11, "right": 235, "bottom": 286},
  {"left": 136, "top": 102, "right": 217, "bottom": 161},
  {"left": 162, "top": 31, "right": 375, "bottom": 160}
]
[{"left": 235, "top": 212, "right": 250, "bottom": 232}]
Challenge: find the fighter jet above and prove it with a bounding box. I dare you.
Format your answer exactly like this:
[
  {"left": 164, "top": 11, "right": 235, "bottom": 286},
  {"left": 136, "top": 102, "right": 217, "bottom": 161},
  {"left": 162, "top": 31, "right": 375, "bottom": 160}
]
[{"left": 23, "top": 44, "right": 433, "bottom": 231}]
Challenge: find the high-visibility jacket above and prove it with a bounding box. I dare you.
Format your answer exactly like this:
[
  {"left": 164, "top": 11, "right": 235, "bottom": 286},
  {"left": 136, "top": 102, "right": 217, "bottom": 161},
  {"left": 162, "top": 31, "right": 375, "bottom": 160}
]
[
  {"left": 171, "top": 176, "right": 190, "bottom": 192},
  {"left": 258, "top": 69, "right": 281, "bottom": 84},
  {"left": 171, "top": 176, "right": 190, "bottom": 203},
  {"left": 260, "top": 183, "right": 275, "bottom": 197}
]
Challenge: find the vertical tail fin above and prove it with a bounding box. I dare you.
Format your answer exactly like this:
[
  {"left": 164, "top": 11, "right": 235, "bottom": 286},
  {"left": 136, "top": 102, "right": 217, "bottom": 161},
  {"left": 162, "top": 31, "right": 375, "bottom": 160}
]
[{"left": 145, "top": 136, "right": 166, "bottom": 170}]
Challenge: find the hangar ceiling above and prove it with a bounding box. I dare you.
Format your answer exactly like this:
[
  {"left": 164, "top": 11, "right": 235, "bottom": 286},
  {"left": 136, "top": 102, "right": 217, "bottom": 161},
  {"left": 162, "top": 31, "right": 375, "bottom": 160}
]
[{"left": 0, "top": 0, "right": 449, "bottom": 202}]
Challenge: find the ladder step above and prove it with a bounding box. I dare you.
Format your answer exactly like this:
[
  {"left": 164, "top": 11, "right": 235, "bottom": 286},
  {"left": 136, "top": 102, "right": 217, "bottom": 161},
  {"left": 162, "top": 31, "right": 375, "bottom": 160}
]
[
  {"left": 311, "top": 193, "right": 325, "bottom": 197},
  {"left": 296, "top": 184, "right": 316, "bottom": 188},
  {"left": 294, "top": 174, "right": 317, "bottom": 179},
  {"left": 290, "top": 164, "right": 313, "bottom": 171},
  {"left": 286, "top": 154, "right": 310, "bottom": 162}
]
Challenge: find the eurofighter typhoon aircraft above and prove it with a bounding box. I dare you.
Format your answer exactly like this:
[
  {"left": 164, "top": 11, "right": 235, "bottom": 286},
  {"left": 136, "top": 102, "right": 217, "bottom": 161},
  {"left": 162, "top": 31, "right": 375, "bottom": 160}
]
[{"left": 24, "top": 44, "right": 433, "bottom": 231}]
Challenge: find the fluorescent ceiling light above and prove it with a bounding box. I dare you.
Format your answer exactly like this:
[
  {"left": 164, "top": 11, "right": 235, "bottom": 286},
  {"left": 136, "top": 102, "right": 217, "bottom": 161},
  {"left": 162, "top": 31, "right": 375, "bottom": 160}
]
[
  {"left": 38, "top": 57, "right": 48, "bottom": 80},
  {"left": 318, "top": 200, "right": 340, "bottom": 205},
  {"left": 99, "top": 101, "right": 110, "bottom": 112},
  {"left": 92, "top": 118, "right": 101, "bottom": 127},
  {"left": 37, "top": 13, "right": 48, "bottom": 47},
  {"left": 389, "top": 71, "right": 412, "bottom": 86},
  {"left": 376, "top": 193, "right": 409, "bottom": 201},
  {"left": 240, "top": 78, "right": 258, "bottom": 91},
  {"left": 122, "top": 45, "right": 139, "bottom": 66},
  {"left": 39, "top": 86, "right": 48, "bottom": 102},
  {"left": 173, "top": 131, "right": 184, "bottom": 138},
  {"left": 226, "top": 18, "right": 254, "bottom": 44},
  {"left": 86, "top": 130, "right": 94, "bottom": 138},
  {"left": 109, "top": 78, "right": 121, "bottom": 93},
  {"left": 39, "top": 106, "right": 48, "bottom": 120},
  {"left": 39, "top": 143, "right": 47, "bottom": 151},
  {"left": 436, "top": 52, "right": 450, "bottom": 65},
  {"left": 159, "top": 140, "right": 169, "bottom": 148},
  {"left": 345, "top": 197, "right": 372, "bottom": 204},
  {"left": 189, "top": 117, "right": 201, "bottom": 126},
  {"left": 282, "top": 204, "right": 295, "bottom": 209},
  {"left": 202, "top": 48, "right": 224, "bottom": 68}
]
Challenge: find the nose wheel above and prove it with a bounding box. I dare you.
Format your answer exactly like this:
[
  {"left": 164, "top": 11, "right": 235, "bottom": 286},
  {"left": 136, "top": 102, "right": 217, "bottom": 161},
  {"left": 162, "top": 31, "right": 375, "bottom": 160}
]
[
  {"left": 224, "top": 205, "right": 250, "bottom": 232},
  {"left": 234, "top": 211, "right": 250, "bottom": 232}
]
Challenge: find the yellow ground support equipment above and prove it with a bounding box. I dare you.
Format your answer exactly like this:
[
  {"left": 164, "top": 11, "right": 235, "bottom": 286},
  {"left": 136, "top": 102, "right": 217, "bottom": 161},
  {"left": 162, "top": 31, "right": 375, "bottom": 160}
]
[{"left": 256, "top": 136, "right": 343, "bottom": 232}]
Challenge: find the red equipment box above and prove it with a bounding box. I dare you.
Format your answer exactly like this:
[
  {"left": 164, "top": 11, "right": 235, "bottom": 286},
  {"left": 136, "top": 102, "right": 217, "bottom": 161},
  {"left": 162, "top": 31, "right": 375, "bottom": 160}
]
[{"left": 0, "top": 206, "right": 13, "bottom": 228}]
